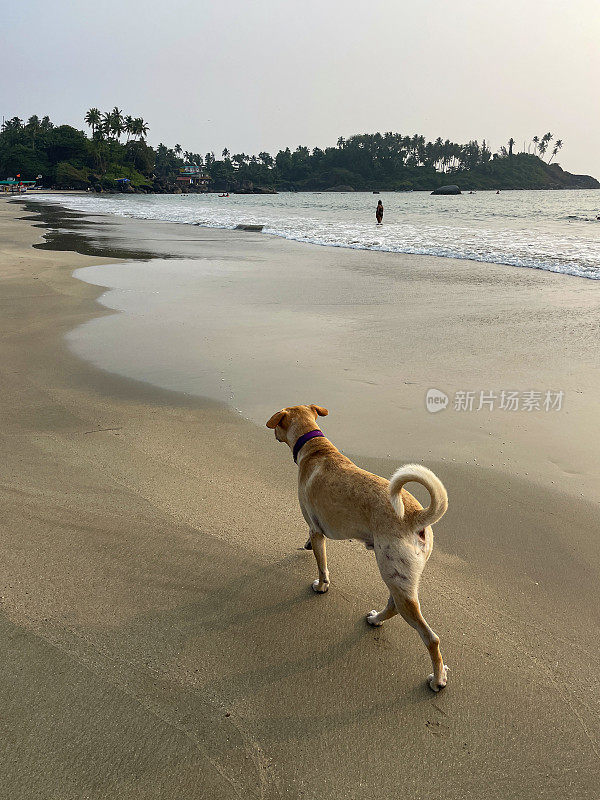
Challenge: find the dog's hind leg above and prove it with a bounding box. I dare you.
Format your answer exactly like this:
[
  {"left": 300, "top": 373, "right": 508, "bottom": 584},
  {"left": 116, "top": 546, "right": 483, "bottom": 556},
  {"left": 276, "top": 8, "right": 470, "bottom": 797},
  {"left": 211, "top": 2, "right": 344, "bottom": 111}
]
[
  {"left": 373, "top": 537, "right": 447, "bottom": 690},
  {"left": 366, "top": 594, "right": 397, "bottom": 627},
  {"left": 392, "top": 591, "right": 448, "bottom": 692},
  {"left": 309, "top": 530, "right": 330, "bottom": 593}
]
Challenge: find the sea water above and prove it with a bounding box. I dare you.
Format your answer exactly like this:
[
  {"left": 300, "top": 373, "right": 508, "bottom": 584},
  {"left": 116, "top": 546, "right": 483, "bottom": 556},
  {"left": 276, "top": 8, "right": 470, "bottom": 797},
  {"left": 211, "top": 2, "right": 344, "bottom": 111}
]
[
  {"left": 33, "top": 189, "right": 600, "bottom": 279},
  {"left": 23, "top": 188, "right": 598, "bottom": 497}
]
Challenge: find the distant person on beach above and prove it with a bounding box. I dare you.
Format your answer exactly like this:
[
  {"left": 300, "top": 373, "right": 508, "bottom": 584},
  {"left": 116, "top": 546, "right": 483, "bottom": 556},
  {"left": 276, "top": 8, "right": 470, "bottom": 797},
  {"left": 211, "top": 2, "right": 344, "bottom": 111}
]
[{"left": 376, "top": 200, "right": 384, "bottom": 224}]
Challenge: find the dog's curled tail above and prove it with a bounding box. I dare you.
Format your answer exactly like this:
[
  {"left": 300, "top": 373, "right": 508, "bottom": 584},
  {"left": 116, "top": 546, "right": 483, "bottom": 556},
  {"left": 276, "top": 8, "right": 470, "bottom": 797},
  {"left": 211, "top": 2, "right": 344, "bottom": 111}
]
[{"left": 389, "top": 464, "right": 448, "bottom": 530}]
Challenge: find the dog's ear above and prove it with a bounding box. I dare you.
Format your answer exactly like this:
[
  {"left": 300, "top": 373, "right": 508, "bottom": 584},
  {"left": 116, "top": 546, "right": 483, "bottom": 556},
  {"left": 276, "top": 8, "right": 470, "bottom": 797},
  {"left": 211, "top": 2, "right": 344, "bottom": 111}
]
[
  {"left": 310, "top": 405, "right": 329, "bottom": 418},
  {"left": 266, "top": 410, "right": 287, "bottom": 429}
]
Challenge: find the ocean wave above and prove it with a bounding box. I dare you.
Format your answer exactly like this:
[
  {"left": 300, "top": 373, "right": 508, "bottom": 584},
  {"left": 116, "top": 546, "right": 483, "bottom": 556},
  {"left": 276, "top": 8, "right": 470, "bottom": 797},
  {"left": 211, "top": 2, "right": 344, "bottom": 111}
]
[{"left": 28, "top": 192, "right": 600, "bottom": 281}]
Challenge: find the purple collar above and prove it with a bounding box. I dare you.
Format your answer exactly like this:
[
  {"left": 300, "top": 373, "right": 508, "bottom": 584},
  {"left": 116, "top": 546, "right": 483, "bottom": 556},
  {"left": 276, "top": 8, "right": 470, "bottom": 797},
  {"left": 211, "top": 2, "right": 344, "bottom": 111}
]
[{"left": 293, "top": 430, "right": 325, "bottom": 463}]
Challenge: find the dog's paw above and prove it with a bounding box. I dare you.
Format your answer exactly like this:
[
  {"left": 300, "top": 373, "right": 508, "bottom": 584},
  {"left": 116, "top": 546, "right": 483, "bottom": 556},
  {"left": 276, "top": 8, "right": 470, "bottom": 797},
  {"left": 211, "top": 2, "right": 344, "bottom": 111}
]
[
  {"left": 312, "top": 579, "right": 329, "bottom": 593},
  {"left": 366, "top": 610, "right": 384, "bottom": 626},
  {"left": 428, "top": 665, "right": 449, "bottom": 692}
]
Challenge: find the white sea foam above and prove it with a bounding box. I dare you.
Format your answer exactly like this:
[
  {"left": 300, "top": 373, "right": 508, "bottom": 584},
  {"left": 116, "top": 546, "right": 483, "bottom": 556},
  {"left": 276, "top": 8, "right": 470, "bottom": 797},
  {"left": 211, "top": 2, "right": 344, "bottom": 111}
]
[{"left": 29, "top": 189, "right": 600, "bottom": 279}]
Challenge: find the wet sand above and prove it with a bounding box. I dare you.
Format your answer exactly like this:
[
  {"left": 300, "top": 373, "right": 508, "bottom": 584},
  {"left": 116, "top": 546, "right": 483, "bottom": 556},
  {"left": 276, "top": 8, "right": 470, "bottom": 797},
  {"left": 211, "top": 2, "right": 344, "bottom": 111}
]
[{"left": 1, "top": 197, "right": 599, "bottom": 799}]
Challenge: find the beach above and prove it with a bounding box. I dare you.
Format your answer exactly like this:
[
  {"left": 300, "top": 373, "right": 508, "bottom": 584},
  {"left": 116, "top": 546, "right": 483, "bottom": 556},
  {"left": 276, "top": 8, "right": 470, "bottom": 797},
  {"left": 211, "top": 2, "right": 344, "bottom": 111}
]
[{"left": 1, "top": 197, "right": 599, "bottom": 799}]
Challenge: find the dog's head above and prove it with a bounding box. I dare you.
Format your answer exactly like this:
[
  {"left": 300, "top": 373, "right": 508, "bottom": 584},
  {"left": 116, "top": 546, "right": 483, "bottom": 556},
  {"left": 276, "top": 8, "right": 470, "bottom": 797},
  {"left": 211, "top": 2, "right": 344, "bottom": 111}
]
[{"left": 266, "top": 404, "right": 329, "bottom": 448}]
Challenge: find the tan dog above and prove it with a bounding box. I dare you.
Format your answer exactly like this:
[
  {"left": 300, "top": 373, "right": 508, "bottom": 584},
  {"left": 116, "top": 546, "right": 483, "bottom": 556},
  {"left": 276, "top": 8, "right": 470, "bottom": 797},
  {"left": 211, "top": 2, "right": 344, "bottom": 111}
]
[{"left": 266, "top": 404, "right": 449, "bottom": 691}]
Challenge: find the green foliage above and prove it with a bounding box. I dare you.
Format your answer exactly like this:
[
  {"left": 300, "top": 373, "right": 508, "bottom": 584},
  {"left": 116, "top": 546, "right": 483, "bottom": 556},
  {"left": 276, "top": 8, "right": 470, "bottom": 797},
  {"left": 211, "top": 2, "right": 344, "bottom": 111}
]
[
  {"left": 0, "top": 114, "right": 596, "bottom": 192},
  {"left": 54, "top": 161, "right": 90, "bottom": 189},
  {"left": 0, "top": 142, "right": 49, "bottom": 179},
  {"left": 0, "top": 111, "right": 160, "bottom": 190},
  {"left": 207, "top": 132, "right": 598, "bottom": 192},
  {"left": 103, "top": 164, "right": 151, "bottom": 188},
  {"left": 45, "top": 125, "right": 88, "bottom": 166},
  {"left": 455, "top": 153, "right": 595, "bottom": 190},
  {"left": 124, "top": 140, "right": 155, "bottom": 175}
]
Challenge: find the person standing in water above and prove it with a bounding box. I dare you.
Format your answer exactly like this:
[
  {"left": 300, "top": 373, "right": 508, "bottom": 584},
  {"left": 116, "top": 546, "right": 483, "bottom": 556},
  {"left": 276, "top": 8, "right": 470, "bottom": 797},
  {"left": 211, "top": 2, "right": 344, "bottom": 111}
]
[{"left": 376, "top": 199, "right": 384, "bottom": 224}]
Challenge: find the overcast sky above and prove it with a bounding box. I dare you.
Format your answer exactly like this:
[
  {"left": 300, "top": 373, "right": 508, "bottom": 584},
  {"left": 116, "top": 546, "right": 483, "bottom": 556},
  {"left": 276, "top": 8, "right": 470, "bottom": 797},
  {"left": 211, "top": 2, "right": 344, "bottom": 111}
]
[{"left": 3, "top": 0, "right": 599, "bottom": 177}]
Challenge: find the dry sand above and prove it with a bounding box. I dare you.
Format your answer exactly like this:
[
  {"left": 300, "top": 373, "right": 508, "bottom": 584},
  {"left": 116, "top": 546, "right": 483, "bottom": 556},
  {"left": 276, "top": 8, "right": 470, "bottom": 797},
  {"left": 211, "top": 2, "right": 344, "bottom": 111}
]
[{"left": 1, "top": 197, "right": 599, "bottom": 799}]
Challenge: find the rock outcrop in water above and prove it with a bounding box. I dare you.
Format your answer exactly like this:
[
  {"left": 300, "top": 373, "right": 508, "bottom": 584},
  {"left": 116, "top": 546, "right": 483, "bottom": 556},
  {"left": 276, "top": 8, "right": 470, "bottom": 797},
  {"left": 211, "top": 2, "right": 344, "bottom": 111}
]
[{"left": 431, "top": 185, "right": 461, "bottom": 195}]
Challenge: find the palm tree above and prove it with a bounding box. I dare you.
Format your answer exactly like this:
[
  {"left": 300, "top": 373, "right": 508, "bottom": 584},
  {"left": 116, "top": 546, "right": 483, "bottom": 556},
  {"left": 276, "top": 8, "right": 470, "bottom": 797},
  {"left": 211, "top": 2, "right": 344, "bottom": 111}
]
[
  {"left": 174, "top": 144, "right": 183, "bottom": 158},
  {"left": 132, "top": 118, "right": 148, "bottom": 140},
  {"left": 540, "top": 132, "right": 553, "bottom": 160},
  {"left": 124, "top": 115, "right": 134, "bottom": 142},
  {"left": 222, "top": 148, "right": 230, "bottom": 159},
  {"left": 532, "top": 135, "right": 539, "bottom": 155},
  {"left": 2, "top": 116, "right": 23, "bottom": 132},
  {"left": 26, "top": 115, "right": 41, "bottom": 149},
  {"left": 111, "top": 107, "right": 124, "bottom": 141},
  {"left": 101, "top": 111, "right": 112, "bottom": 139},
  {"left": 548, "top": 139, "right": 563, "bottom": 164},
  {"left": 508, "top": 137, "right": 515, "bottom": 157},
  {"left": 84, "top": 108, "right": 101, "bottom": 137}
]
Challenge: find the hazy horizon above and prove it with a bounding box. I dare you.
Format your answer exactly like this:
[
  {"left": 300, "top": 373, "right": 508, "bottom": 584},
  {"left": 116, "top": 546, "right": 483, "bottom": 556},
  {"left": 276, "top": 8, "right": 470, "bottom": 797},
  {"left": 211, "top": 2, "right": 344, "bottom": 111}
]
[{"left": 3, "top": 0, "right": 599, "bottom": 178}]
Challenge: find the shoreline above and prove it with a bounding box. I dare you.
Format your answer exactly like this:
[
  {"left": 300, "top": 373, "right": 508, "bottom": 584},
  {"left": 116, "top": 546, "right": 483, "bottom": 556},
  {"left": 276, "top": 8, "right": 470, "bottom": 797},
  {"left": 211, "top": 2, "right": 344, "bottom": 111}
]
[
  {"left": 19, "top": 184, "right": 600, "bottom": 193},
  {"left": 26, "top": 189, "right": 600, "bottom": 281},
  {"left": 34, "top": 197, "right": 600, "bottom": 504},
  {"left": 1, "top": 197, "right": 599, "bottom": 799}
]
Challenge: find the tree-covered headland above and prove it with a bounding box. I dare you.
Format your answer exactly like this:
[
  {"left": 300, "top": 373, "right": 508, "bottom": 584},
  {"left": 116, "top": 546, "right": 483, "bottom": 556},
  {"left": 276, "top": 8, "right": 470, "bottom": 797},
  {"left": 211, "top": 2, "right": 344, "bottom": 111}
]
[{"left": 1, "top": 111, "right": 597, "bottom": 192}]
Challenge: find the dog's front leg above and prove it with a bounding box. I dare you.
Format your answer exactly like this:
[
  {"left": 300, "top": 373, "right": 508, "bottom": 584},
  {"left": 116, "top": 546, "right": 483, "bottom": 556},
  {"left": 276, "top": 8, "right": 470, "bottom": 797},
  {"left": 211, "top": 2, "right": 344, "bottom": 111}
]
[{"left": 309, "top": 530, "right": 329, "bottom": 593}]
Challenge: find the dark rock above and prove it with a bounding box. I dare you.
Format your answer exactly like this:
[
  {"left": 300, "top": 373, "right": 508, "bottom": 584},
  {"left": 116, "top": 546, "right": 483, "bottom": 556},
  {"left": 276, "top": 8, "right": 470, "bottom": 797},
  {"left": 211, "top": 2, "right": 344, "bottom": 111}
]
[{"left": 432, "top": 185, "right": 461, "bottom": 195}]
